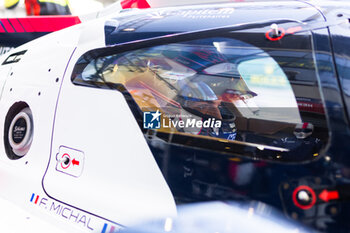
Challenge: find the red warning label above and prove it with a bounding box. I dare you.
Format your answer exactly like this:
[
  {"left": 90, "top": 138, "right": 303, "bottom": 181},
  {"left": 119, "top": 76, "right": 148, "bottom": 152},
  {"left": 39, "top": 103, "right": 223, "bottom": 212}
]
[{"left": 56, "top": 146, "right": 84, "bottom": 177}]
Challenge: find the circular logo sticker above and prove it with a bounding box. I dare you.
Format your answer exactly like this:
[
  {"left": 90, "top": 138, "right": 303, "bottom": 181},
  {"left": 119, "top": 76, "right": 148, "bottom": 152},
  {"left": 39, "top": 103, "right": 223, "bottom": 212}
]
[{"left": 12, "top": 117, "right": 27, "bottom": 144}]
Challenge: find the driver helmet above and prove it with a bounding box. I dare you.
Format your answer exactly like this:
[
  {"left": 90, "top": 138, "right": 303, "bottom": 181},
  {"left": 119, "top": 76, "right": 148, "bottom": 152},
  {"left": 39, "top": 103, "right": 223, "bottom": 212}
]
[
  {"left": 5, "top": 0, "right": 19, "bottom": 9},
  {"left": 176, "top": 80, "right": 237, "bottom": 140},
  {"left": 178, "top": 80, "right": 221, "bottom": 119},
  {"left": 294, "top": 122, "right": 314, "bottom": 139}
]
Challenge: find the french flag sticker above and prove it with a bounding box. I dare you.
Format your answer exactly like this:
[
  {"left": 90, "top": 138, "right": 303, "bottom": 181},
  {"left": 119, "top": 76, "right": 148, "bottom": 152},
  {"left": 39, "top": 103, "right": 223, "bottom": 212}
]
[
  {"left": 101, "top": 223, "right": 118, "bottom": 233},
  {"left": 30, "top": 193, "right": 40, "bottom": 204}
]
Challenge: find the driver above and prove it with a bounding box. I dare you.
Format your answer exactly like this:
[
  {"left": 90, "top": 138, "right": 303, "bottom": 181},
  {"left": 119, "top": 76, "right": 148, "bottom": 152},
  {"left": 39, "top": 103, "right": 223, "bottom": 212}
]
[
  {"left": 173, "top": 79, "right": 237, "bottom": 141},
  {"left": 271, "top": 122, "right": 322, "bottom": 161},
  {"left": 113, "top": 44, "right": 238, "bottom": 141}
]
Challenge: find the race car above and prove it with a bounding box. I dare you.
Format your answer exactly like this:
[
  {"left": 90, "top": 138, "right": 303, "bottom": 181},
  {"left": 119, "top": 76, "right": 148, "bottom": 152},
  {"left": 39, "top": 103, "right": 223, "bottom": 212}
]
[{"left": 1, "top": 0, "right": 350, "bottom": 232}]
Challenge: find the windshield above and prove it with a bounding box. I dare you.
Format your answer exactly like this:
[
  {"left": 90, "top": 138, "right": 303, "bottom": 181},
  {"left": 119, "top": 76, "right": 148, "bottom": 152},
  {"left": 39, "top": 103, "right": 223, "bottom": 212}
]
[{"left": 72, "top": 34, "right": 328, "bottom": 163}]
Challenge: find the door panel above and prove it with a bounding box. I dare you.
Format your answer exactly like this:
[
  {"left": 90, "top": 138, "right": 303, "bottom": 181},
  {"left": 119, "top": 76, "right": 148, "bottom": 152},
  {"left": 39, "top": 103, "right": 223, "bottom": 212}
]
[{"left": 43, "top": 84, "right": 176, "bottom": 225}]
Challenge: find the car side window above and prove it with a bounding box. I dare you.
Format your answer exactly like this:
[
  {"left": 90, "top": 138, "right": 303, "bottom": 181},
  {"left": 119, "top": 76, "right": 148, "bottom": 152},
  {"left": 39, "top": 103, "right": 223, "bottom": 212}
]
[{"left": 72, "top": 35, "right": 328, "bottom": 162}]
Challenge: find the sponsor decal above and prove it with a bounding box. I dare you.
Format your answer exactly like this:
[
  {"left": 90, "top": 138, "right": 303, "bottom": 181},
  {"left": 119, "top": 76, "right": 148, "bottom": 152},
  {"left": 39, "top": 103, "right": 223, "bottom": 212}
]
[
  {"left": 0, "top": 46, "right": 13, "bottom": 56},
  {"left": 179, "top": 8, "right": 235, "bottom": 19},
  {"left": 30, "top": 193, "right": 94, "bottom": 230},
  {"left": 30, "top": 193, "right": 121, "bottom": 232},
  {"left": 296, "top": 97, "right": 325, "bottom": 114},
  {"left": 2, "top": 50, "right": 26, "bottom": 65},
  {"left": 12, "top": 119, "right": 27, "bottom": 143},
  {"left": 227, "top": 133, "right": 236, "bottom": 141},
  {"left": 146, "top": 8, "right": 235, "bottom": 20}
]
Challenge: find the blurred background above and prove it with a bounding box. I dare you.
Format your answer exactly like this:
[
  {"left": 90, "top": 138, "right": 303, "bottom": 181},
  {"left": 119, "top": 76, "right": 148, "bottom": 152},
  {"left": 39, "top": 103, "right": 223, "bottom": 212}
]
[
  {"left": 2, "top": 0, "right": 289, "bottom": 17},
  {"left": 98, "top": 0, "right": 115, "bottom": 5},
  {"left": 0, "top": 0, "right": 116, "bottom": 17}
]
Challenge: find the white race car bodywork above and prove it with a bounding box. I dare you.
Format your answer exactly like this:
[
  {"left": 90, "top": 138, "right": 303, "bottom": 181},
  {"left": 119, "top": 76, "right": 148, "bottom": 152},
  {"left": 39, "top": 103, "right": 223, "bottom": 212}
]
[{"left": 0, "top": 15, "right": 176, "bottom": 233}]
